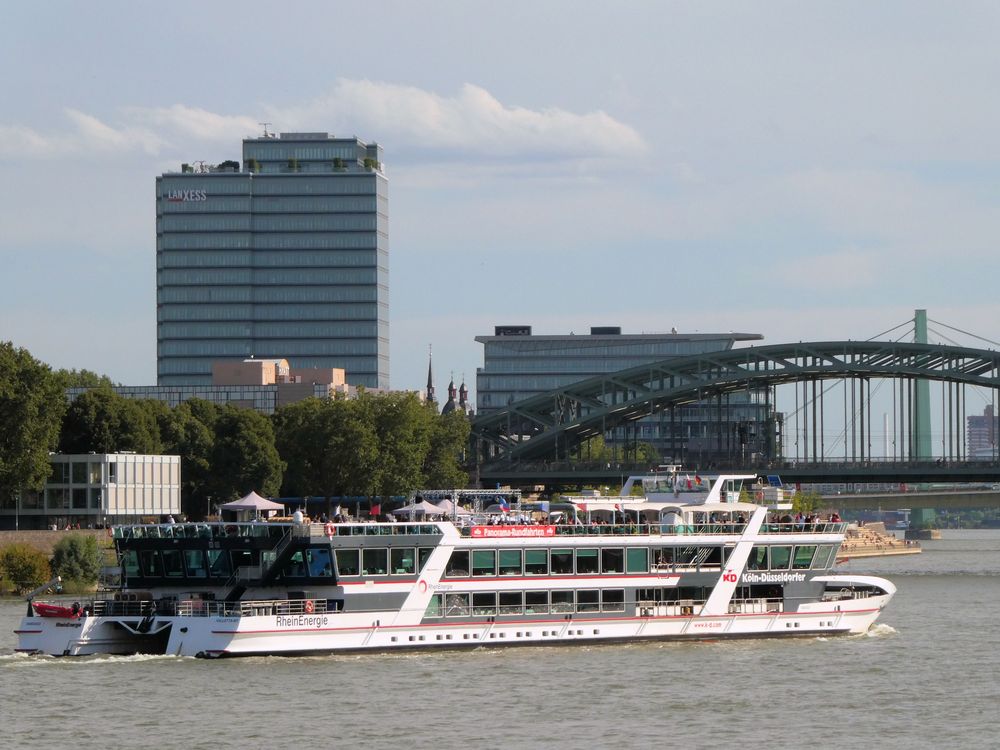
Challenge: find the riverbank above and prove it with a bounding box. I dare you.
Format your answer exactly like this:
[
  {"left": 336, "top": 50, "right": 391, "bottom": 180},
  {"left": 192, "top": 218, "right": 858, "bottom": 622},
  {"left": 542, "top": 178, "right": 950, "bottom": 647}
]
[{"left": 0, "top": 529, "right": 110, "bottom": 555}]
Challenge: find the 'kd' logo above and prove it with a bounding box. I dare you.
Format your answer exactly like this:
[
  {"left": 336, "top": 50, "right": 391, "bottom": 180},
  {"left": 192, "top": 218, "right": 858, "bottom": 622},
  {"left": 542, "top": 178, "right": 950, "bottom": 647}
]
[{"left": 722, "top": 571, "right": 738, "bottom": 583}]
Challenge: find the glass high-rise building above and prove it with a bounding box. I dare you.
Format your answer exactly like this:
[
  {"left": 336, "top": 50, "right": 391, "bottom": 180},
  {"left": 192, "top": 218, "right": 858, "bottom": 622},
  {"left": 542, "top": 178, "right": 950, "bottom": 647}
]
[{"left": 156, "top": 132, "right": 389, "bottom": 388}]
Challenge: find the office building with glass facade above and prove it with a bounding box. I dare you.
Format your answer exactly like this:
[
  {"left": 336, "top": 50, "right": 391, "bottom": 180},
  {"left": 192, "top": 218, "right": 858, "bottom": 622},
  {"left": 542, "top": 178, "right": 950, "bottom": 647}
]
[
  {"left": 476, "top": 326, "right": 778, "bottom": 463},
  {"left": 156, "top": 132, "right": 389, "bottom": 388}
]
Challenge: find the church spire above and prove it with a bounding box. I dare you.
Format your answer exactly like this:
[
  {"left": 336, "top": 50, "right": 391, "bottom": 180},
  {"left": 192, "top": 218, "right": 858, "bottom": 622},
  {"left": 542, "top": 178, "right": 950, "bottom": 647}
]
[{"left": 426, "top": 345, "right": 436, "bottom": 405}]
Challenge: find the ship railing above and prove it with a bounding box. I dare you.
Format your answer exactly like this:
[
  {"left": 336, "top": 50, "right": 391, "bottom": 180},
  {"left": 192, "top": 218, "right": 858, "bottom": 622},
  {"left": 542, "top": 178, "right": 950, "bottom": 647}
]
[
  {"left": 173, "top": 597, "right": 336, "bottom": 618},
  {"left": 456, "top": 523, "right": 750, "bottom": 538},
  {"left": 110, "top": 521, "right": 444, "bottom": 541},
  {"left": 726, "top": 597, "right": 784, "bottom": 614},
  {"left": 821, "top": 588, "right": 872, "bottom": 602},
  {"left": 636, "top": 600, "right": 705, "bottom": 617},
  {"left": 759, "top": 522, "right": 847, "bottom": 534}
]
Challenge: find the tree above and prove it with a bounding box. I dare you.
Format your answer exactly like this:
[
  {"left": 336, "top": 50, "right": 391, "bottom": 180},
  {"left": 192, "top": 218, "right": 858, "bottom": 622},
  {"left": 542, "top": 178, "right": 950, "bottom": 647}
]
[
  {"left": 154, "top": 400, "right": 215, "bottom": 518},
  {"left": 273, "top": 396, "right": 379, "bottom": 506},
  {"left": 792, "top": 490, "right": 822, "bottom": 515},
  {"left": 0, "top": 342, "right": 66, "bottom": 504},
  {"left": 51, "top": 534, "right": 103, "bottom": 584},
  {"left": 59, "top": 388, "right": 162, "bottom": 454},
  {"left": 423, "top": 409, "right": 470, "bottom": 488},
  {"left": 208, "top": 405, "right": 284, "bottom": 502},
  {"left": 0, "top": 543, "right": 51, "bottom": 595},
  {"left": 53, "top": 368, "right": 116, "bottom": 389},
  {"left": 365, "top": 392, "right": 433, "bottom": 500}
]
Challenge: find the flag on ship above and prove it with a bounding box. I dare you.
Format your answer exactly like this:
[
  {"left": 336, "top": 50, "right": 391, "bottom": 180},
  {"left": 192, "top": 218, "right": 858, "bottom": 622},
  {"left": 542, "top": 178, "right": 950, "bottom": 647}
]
[{"left": 498, "top": 496, "right": 510, "bottom": 512}]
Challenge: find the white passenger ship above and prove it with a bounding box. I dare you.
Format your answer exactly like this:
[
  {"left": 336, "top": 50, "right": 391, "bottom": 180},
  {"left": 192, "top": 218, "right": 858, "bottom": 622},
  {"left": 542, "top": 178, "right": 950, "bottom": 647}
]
[{"left": 15, "top": 473, "right": 895, "bottom": 658}]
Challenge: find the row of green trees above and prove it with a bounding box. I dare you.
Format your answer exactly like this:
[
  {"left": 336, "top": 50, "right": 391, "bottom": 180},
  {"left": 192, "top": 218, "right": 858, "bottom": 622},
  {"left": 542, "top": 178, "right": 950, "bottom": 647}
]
[
  {"left": 0, "top": 342, "right": 471, "bottom": 519},
  {"left": 0, "top": 535, "right": 104, "bottom": 594}
]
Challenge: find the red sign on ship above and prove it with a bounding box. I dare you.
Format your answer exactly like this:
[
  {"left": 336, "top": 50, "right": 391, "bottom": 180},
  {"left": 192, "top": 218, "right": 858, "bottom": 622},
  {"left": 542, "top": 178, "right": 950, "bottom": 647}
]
[{"left": 470, "top": 525, "right": 556, "bottom": 538}]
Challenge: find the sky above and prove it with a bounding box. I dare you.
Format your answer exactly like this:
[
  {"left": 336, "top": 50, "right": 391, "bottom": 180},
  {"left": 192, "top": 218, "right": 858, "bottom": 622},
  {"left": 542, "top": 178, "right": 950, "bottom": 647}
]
[{"left": 3, "top": 1, "right": 1000, "bottom": 404}]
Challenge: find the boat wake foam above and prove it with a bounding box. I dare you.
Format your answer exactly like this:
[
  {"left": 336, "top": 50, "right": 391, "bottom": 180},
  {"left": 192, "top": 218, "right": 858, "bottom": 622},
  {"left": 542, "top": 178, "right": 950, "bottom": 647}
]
[{"left": 864, "top": 623, "right": 897, "bottom": 638}]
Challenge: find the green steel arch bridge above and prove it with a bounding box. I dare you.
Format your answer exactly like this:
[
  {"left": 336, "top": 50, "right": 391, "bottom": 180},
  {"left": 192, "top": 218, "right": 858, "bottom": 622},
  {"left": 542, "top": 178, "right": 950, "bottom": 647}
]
[{"left": 470, "top": 340, "right": 1000, "bottom": 487}]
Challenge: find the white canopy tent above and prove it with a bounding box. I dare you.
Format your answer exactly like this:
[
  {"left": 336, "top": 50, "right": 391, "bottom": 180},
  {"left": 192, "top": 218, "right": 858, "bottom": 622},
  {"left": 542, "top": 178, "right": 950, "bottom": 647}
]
[{"left": 220, "top": 491, "right": 285, "bottom": 520}]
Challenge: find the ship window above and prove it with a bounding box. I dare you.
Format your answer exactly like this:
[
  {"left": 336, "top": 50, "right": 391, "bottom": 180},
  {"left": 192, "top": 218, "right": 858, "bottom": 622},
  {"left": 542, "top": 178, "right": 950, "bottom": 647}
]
[
  {"left": 418, "top": 547, "right": 434, "bottom": 572},
  {"left": 362, "top": 548, "right": 388, "bottom": 575},
  {"left": 498, "top": 549, "right": 522, "bottom": 576},
  {"left": 769, "top": 546, "right": 792, "bottom": 570},
  {"left": 499, "top": 591, "right": 522, "bottom": 615},
  {"left": 653, "top": 547, "right": 674, "bottom": 569},
  {"left": 576, "top": 590, "right": 600, "bottom": 613},
  {"left": 473, "top": 592, "right": 497, "bottom": 615},
  {"left": 207, "top": 549, "right": 231, "bottom": 577},
  {"left": 792, "top": 545, "right": 818, "bottom": 570},
  {"left": 551, "top": 591, "right": 574, "bottom": 613},
  {"left": 424, "top": 594, "right": 442, "bottom": 618},
  {"left": 551, "top": 549, "right": 573, "bottom": 574},
  {"left": 184, "top": 549, "right": 207, "bottom": 578},
  {"left": 307, "top": 548, "right": 333, "bottom": 577},
  {"left": 813, "top": 545, "right": 836, "bottom": 570},
  {"left": 140, "top": 551, "right": 162, "bottom": 579},
  {"left": 576, "top": 548, "right": 599, "bottom": 574},
  {"left": 335, "top": 548, "right": 360, "bottom": 576},
  {"left": 231, "top": 549, "right": 255, "bottom": 570},
  {"left": 525, "top": 549, "right": 548, "bottom": 575},
  {"left": 602, "top": 589, "right": 625, "bottom": 612},
  {"left": 525, "top": 591, "right": 548, "bottom": 614},
  {"left": 123, "top": 550, "right": 140, "bottom": 578},
  {"left": 445, "top": 592, "right": 470, "bottom": 617},
  {"left": 626, "top": 547, "right": 648, "bottom": 573},
  {"left": 747, "top": 546, "right": 768, "bottom": 570},
  {"left": 472, "top": 549, "right": 496, "bottom": 577},
  {"left": 283, "top": 551, "right": 306, "bottom": 577},
  {"left": 446, "top": 549, "right": 470, "bottom": 577},
  {"left": 391, "top": 548, "right": 415, "bottom": 575},
  {"left": 601, "top": 548, "right": 624, "bottom": 573},
  {"left": 162, "top": 549, "right": 184, "bottom": 577}
]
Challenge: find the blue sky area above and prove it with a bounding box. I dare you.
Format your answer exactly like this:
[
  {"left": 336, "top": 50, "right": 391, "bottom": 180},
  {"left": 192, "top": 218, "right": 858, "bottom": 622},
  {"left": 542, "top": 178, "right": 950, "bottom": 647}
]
[{"left": 2, "top": 1, "right": 999, "bottom": 400}]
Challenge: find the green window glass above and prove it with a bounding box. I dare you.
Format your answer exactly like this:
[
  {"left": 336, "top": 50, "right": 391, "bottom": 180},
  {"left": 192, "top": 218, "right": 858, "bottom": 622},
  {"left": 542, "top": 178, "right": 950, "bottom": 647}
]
[
  {"left": 551, "top": 549, "right": 573, "bottom": 574},
  {"left": 424, "top": 594, "right": 442, "bottom": 618},
  {"left": 769, "top": 546, "right": 792, "bottom": 570},
  {"left": 418, "top": 547, "right": 434, "bottom": 572},
  {"left": 362, "top": 548, "right": 388, "bottom": 575},
  {"left": 626, "top": 547, "right": 649, "bottom": 573},
  {"left": 184, "top": 550, "right": 207, "bottom": 578},
  {"left": 283, "top": 551, "right": 306, "bottom": 577},
  {"left": 123, "top": 550, "right": 140, "bottom": 578},
  {"left": 525, "top": 591, "right": 548, "bottom": 614},
  {"left": 499, "top": 591, "right": 522, "bottom": 615},
  {"left": 525, "top": 549, "right": 549, "bottom": 575},
  {"left": 792, "top": 545, "right": 818, "bottom": 570},
  {"left": 335, "top": 548, "right": 359, "bottom": 576},
  {"left": 747, "top": 546, "right": 768, "bottom": 570},
  {"left": 161, "top": 549, "right": 184, "bottom": 577},
  {"left": 576, "top": 548, "right": 599, "bottom": 574},
  {"left": 446, "top": 550, "right": 469, "bottom": 577},
  {"left": 498, "top": 549, "right": 522, "bottom": 576},
  {"left": 207, "top": 549, "right": 231, "bottom": 577},
  {"left": 391, "top": 548, "right": 415, "bottom": 574},
  {"left": 471, "top": 549, "right": 496, "bottom": 577},
  {"left": 601, "top": 548, "right": 624, "bottom": 573},
  {"left": 602, "top": 589, "right": 626, "bottom": 612},
  {"left": 576, "top": 590, "right": 600, "bottom": 612}
]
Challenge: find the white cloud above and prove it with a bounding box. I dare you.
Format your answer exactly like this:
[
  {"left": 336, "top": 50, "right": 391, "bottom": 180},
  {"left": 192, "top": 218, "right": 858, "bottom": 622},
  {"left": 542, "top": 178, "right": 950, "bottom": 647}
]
[
  {"left": 0, "top": 108, "right": 162, "bottom": 159},
  {"left": 0, "top": 80, "right": 645, "bottom": 166},
  {"left": 271, "top": 80, "right": 646, "bottom": 159}
]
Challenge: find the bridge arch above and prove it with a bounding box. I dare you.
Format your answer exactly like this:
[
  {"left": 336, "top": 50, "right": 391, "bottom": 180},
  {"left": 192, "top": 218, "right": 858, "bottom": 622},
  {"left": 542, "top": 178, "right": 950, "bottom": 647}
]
[{"left": 470, "top": 340, "right": 1000, "bottom": 465}]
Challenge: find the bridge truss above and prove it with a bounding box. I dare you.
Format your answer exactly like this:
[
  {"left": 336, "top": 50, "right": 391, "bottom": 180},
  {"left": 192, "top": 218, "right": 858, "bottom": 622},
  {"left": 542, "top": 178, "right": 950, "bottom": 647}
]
[{"left": 470, "top": 341, "right": 1000, "bottom": 471}]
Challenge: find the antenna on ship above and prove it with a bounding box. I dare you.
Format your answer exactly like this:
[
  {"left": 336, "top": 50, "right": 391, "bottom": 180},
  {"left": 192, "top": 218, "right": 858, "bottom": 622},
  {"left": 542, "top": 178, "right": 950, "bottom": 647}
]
[{"left": 259, "top": 122, "right": 272, "bottom": 138}]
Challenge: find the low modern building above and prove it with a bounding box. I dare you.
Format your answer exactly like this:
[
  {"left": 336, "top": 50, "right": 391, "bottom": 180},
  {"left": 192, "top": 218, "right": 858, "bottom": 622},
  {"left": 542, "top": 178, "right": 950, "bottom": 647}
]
[
  {"left": 0, "top": 453, "right": 181, "bottom": 530},
  {"left": 475, "top": 325, "right": 778, "bottom": 463},
  {"left": 68, "top": 358, "right": 353, "bottom": 415}
]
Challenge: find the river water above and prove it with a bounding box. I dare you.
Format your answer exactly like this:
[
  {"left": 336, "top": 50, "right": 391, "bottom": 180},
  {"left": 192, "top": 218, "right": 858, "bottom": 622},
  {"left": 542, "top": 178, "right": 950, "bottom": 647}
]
[{"left": 2, "top": 530, "right": 998, "bottom": 750}]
